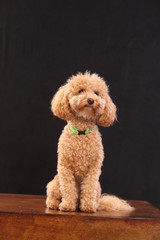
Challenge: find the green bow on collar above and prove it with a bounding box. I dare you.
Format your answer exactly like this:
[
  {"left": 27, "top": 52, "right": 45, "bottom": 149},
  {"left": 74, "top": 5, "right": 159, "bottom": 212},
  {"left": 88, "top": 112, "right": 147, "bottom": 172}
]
[{"left": 69, "top": 125, "right": 92, "bottom": 135}]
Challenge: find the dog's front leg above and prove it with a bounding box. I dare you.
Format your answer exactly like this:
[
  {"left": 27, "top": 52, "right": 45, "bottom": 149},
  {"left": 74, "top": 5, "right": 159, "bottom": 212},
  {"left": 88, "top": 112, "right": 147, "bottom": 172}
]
[
  {"left": 58, "top": 167, "right": 78, "bottom": 211},
  {"left": 80, "top": 166, "right": 101, "bottom": 213}
]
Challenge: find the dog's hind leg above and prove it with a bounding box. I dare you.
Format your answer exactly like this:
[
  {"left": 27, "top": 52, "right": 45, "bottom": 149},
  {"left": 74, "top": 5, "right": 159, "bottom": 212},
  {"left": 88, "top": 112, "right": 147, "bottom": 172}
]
[
  {"left": 96, "top": 181, "right": 102, "bottom": 209},
  {"left": 46, "top": 174, "right": 61, "bottom": 209}
]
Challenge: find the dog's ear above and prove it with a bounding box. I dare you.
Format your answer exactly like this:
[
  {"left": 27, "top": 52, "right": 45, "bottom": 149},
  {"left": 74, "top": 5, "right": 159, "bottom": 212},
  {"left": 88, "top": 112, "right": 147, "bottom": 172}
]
[
  {"left": 97, "top": 93, "right": 117, "bottom": 127},
  {"left": 51, "top": 84, "right": 72, "bottom": 121}
]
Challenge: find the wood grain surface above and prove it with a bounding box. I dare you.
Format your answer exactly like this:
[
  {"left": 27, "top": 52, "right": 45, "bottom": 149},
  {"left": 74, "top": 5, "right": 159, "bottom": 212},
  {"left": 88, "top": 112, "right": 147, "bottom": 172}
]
[{"left": 0, "top": 194, "right": 160, "bottom": 240}]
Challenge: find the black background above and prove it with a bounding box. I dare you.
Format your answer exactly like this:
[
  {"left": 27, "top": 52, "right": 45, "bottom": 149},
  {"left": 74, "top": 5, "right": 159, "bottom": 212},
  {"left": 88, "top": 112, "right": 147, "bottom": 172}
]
[{"left": 0, "top": 0, "right": 160, "bottom": 208}]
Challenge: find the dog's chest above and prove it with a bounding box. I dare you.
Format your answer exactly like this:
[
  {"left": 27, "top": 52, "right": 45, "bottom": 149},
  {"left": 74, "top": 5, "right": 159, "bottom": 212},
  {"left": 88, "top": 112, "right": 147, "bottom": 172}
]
[{"left": 58, "top": 128, "right": 103, "bottom": 180}]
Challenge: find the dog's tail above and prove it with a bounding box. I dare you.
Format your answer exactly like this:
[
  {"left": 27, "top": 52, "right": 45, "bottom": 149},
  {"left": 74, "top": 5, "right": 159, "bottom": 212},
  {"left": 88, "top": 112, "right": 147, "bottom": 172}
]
[{"left": 98, "top": 194, "right": 134, "bottom": 211}]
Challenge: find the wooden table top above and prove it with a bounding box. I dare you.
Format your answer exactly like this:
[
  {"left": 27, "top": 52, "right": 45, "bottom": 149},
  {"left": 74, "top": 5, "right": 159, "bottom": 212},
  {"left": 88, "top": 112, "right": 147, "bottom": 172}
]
[
  {"left": 1, "top": 194, "right": 160, "bottom": 240},
  {"left": 0, "top": 193, "right": 160, "bottom": 220}
]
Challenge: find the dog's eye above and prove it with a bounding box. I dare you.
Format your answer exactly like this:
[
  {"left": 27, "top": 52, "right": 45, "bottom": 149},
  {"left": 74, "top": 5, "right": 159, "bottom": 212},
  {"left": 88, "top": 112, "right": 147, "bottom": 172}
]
[
  {"left": 78, "top": 89, "right": 84, "bottom": 94},
  {"left": 94, "top": 91, "right": 99, "bottom": 96}
]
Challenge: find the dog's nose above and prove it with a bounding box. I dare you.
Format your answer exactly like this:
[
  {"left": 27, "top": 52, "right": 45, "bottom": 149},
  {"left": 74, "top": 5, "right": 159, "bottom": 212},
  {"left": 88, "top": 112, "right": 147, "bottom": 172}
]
[{"left": 87, "top": 98, "right": 94, "bottom": 105}]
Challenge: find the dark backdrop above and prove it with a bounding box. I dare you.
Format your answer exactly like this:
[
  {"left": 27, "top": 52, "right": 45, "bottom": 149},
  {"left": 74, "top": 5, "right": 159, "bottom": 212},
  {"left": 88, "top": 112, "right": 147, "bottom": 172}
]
[{"left": 0, "top": 0, "right": 160, "bottom": 208}]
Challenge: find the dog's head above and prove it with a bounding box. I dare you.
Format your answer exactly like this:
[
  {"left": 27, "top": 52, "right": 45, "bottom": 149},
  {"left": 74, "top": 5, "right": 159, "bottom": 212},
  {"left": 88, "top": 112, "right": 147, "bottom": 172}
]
[{"left": 51, "top": 72, "right": 117, "bottom": 127}]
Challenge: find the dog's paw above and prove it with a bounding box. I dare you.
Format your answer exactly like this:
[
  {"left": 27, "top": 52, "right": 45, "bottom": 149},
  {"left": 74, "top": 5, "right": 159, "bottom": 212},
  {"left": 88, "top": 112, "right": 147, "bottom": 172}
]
[
  {"left": 59, "top": 201, "right": 76, "bottom": 212},
  {"left": 80, "top": 200, "right": 97, "bottom": 213},
  {"left": 46, "top": 197, "right": 60, "bottom": 210}
]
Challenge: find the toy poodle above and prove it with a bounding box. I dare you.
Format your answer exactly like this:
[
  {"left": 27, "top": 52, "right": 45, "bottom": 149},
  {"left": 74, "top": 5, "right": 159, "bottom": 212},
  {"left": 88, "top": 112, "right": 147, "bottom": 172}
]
[{"left": 46, "top": 72, "right": 133, "bottom": 213}]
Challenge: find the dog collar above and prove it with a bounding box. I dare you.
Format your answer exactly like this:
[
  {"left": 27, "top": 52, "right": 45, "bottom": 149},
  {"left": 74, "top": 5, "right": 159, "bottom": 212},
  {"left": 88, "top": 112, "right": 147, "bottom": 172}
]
[{"left": 69, "top": 125, "right": 92, "bottom": 135}]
